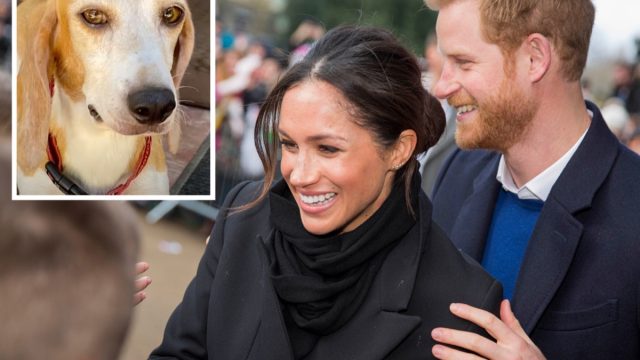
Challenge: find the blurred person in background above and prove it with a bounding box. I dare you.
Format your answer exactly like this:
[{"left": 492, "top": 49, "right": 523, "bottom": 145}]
[
  {"left": 215, "top": 48, "right": 244, "bottom": 149},
  {"left": 0, "top": 0, "right": 8, "bottom": 130},
  {"left": 625, "top": 62, "right": 640, "bottom": 118},
  {"left": 216, "top": 38, "right": 267, "bottom": 142},
  {"left": 419, "top": 33, "right": 457, "bottom": 195},
  {"left": 580, "top": 78, "right": 595, "bottom": 103},
  {"left": 610, "top": 61, "right": 634, "bottom": 103},
  {"left": 215, "top": 16, "right": 235, "bottom": 56},
  {"left": 627, "top": 128, "right": 640, "bottom": 155},
  {"left": 0, "top": 92, "right": 8, "bottom": 135},
  {"left": 611, "top": 61, "right": 640, "bottom": 121},
  {"left": 150, "top": 25, "right": 502, "bottom": 360},
  {"left": 601, "top": 97, "right": 631, "bottom": 140},
  {"left": 215, "top": 50, "right": 241, "bottom": 134},
  {"left": 0, "top": 0, "right": 9, "bottom": 67},
  {"left": 288, "top": 18, "right": 325, "bottom": 67},
  {"left": 0, "top": 140, "right": 141, "bottom": 360},
  {"left": 426, "top": 0, "right": 640, "bottom": 358},
  {"left": 239, "top": 53, "right": 286, "bottom": 178},
  {"left": 216, "top": 38, "right": 267, "bottom": 100},
  {"left": 215, "top": 36, "right": 272, "bottom": 199}
]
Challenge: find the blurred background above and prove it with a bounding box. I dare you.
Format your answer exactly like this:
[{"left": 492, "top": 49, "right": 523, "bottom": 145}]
[
  {"left": 0, "top": 0, "right": 8, "bottom": 127},
  {"left": 2, "top": 0, "right": 640, "bottom": 359}
]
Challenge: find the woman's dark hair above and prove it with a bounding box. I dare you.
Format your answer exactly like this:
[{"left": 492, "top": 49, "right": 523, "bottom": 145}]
[{"left": 249, "top": 25, "right": 445, "bottom": 213}]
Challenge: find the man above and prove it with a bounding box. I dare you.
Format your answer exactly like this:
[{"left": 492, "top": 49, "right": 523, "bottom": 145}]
[
  {"left": 420, "top": 33, "right": 458, "bottom": 195},
  {"left": 0, "top": 140, "right": 142, "bottom": 360},
  {"left": 425, "top": 0, "right": 640, "bottom": 359}
]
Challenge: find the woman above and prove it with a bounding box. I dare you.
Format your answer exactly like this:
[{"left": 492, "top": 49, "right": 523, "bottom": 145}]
[{"left": 150, "top": 25, "right": 501, "bottom": 360}]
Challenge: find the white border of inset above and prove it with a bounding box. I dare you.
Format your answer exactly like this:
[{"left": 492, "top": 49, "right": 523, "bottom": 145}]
[{"left": 11, "top": 0, "right": 215, "bottom": 201}]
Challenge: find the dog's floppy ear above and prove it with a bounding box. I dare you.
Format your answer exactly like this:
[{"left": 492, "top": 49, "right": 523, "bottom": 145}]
[
  {"left": 167, "top": 117, "right": 182, "bottom": 154},
  {"left": 168, "top": 6, "right": 195, "bottom": 154},
  {"left": 17, "top": 2, "right": 57, "bottom": 175},
  {"left": 171, "top": 6, "right": 195, "bottom": 89}
]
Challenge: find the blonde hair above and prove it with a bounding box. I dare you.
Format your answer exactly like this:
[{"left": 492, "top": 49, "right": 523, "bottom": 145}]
[{"left": 426, "top": 0, "right": 595, "bottom": 81}]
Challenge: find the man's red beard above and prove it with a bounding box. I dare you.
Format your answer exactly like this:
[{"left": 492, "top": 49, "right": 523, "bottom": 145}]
[{"left": 450, "top": 78, "right": 537, "bottom": 152}]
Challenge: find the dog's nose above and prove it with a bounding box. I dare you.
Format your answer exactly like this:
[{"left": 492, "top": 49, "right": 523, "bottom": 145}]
[{"left": 128, "top": 88, "right": 176, "bottom": 124}]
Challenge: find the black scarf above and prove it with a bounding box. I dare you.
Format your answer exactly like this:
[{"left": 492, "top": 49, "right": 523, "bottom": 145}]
[{"left": 268, "top": 172, "right": 420, "bottom": 336}]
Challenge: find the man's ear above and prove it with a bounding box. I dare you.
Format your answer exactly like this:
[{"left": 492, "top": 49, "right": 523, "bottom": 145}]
[
  {"left": 390, "top": 129, "right": 417, "bottom": 170},
  {"left": 526, "top": 33, "right": 552, "bottom": 83}
]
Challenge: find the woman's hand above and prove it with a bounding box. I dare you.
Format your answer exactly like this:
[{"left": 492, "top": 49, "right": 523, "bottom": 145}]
[{"left": 133, "top": 261, "right": 152, "bottom": 306}]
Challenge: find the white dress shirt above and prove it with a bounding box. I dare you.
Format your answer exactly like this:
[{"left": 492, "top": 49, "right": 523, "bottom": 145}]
[{"left": 496, "top": 118, "right": 591, "bottom": 201}]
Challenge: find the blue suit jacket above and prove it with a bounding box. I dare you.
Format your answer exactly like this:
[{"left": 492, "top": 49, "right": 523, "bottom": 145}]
[{"left": 432, "top": 102, "right": 640, "bottom": 359}]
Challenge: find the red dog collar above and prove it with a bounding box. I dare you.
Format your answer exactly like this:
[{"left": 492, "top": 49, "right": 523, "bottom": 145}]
[{"left": 45, "top": 133, "right": 152, "bottom": 195}]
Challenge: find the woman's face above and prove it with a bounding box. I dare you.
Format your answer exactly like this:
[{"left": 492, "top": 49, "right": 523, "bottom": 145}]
[{"left": 278, "top": 80, "right": 397, "bottom": 235}]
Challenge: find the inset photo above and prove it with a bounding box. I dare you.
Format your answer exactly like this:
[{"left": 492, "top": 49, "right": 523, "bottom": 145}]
[{"left": 14, "top": 0, "right": 211, "bottom": 198}]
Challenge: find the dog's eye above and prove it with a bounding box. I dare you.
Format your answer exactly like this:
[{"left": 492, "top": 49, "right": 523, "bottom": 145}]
[
  {"left": 81, "top": 9, "right": 108, "bottom": 26},
  {"left": 162, "top": 6, "right": 184, "bottom": 25}
]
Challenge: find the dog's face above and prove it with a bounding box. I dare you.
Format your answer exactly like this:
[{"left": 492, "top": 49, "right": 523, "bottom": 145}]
[
  {"left": 55, "top": 0, "right": 192, "bottom": 135},
  {"left": 17, "top": 0, "right": 194, "bottom": 174}
]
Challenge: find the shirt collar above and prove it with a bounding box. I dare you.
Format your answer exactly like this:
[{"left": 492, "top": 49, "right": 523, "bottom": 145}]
[{"left": 496, "top": 111, "right": 592, "bottom": 201}]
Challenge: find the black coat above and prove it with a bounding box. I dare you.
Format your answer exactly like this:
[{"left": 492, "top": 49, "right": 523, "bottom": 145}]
[
  {"left": 432, "top": 101, "right": 640, "bottom": 359},
  {"left": 150, "top": 181, "right": 502, "bottom": 360}
]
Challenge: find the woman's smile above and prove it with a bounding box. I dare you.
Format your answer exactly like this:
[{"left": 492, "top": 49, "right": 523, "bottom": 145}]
[{"left": 296, "top": 191, "right": 338, "bottom": 215}]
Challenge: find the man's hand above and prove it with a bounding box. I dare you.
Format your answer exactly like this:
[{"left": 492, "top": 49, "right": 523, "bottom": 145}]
[
  {"left": 133, "top": 261, "right": 152, "bottom": 306},
  {"left": 431, "top": 300, "right": 545, "bottom": 359}
]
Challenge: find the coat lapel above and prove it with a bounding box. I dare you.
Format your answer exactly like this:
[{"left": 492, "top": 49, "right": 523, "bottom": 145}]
[
  {"left": 210, "top": 192, "right": 294, "bottom": 360},
  {"left": 511, "top": 199, "right": 582, "bottom": 333},
  {"left": 304, "top": 196, "right": 432, "bottom": 360},
  {"left": 248, "top": 231, "right": 295, "bottom": 360},
  {"left": 210, "top": 232, "right": 274, "bottom": 359},
  {"left": 512, "top": 102, "right": 619, "bottom": 333},
  {"left": 450, "top": 156, "right": 501, "bottom": 261}
]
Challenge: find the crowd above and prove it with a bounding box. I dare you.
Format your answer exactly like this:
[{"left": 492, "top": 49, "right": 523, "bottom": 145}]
[
  {"left": 214, "top": 18, "right": 324, "bottom": 202},
  {"left": 601, "top": 60, "right": 640, "bottom": 154}
]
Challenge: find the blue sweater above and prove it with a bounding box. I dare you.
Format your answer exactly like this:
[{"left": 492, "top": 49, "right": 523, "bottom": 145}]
[{"left": 481, "top": 189, "right": 543, "bottom": 300}]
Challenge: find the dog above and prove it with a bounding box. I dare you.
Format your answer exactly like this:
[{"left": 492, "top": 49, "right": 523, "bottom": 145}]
[{"left": 17, "top": 0, "right": 194, "bottom": 195}]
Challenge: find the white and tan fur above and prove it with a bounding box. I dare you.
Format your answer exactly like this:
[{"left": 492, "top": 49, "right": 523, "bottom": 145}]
[{"left": 17, "top": 0, "right": 194, "bottom": 195}]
